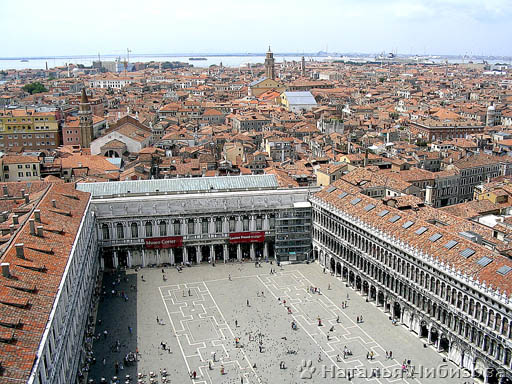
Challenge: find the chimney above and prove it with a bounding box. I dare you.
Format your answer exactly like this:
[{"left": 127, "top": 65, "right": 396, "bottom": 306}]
[
  {"left": 12, "top": 215, "right": 18, "bottom": 225},
  {"left": 1, "top": 263, "right": 10, "bottom": 278},
  {"left": 21, "top": 189, "right": 25, "bottom": 198},
  {"left": 1, "top": 211, "right": 7, "bottom": 222},
  {"left": 37, "top": 226, "right": 44, "bottom": 237},
  {"left": 15, "top": 243, "right": 24, "bottom": 259},
  {"left": 51, "top": 199, "right": 56, "bottom": 208},
  {"left": 2, "top": 185, "right": 8, "bottom": 197},
  {"left": 9, "top": 224, "right": 14, "bottom": 235},
  {"left": 29, "top": 219, "right": 35, "bottom": 235},
  {"left": 34, "top": 209, "right": 41, "bottom": 222},
  {"left": 25, "top": 194, "right": 29, "bottom": 204}
]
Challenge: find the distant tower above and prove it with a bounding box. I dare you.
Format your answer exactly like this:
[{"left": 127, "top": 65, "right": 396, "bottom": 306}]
[
  {"left": 264, "top": 46, "right": 275, "bottom": 80},
  {"left": 486, "top": 104, "right": 496, "bottom": 126},
  {"left": 79, "top": 87, "right": 93, "bottom": 148},
  {"left": 301, "top": 56, "right": 306, "bottom": 77}
]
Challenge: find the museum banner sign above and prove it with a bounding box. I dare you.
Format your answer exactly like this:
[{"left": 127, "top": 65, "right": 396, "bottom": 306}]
[
  {"left": 145, "top": 236, "right": 183, "bottom": 249},
  {"left": 229, "top": 231, "right": 265, "bottom": 244}
]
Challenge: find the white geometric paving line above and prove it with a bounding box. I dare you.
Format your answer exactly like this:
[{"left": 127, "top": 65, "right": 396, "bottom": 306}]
[{"left": 257, "top": 270, "right": 420, "bottom": 384}]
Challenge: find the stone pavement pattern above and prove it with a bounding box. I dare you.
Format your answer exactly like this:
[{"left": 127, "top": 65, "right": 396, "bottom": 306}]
[{"left": 90, "top": 263, "right": 472, "bottom": 383}]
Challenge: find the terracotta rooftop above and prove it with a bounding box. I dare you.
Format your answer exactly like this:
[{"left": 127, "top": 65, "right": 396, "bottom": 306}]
[{"left": 0, "top": 183, "right": 90, "bottom": 382}]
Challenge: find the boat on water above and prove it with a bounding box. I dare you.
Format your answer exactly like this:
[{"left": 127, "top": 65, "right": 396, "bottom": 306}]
[
  {"left": 189, "top": 57, "right": 207, "bottom": 61},
  {"left": 20, "top": 59, "right": 29, "bottom": 62}
]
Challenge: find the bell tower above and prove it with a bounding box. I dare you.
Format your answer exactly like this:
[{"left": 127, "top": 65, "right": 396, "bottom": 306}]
[
  {"left": 264, "top": 46, "right": 275, "bottom": 80},
  {"left": 79, "top": 87, "right": 93, "bottom": 148}
]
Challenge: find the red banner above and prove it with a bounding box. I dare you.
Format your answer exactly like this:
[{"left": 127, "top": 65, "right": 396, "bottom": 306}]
[
  {"left": 145, "top": 236, "right": 183, "bottom": 249},
  {"left": 229, "top": 231, "right": 265, "bottom": 244}
]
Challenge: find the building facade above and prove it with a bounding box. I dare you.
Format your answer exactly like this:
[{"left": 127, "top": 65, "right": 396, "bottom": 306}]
[
  {"left": 0, "top": 109, "right": 60, "bottom": 151},
  {"left": 77, "top": 175, "right": 316, "bottom": 269},
  {"left": 1, "top": 155, "right": 41, "bottom": 181},
  {"left": 311, "top": 184, "right": 512, "bottom": 384}
]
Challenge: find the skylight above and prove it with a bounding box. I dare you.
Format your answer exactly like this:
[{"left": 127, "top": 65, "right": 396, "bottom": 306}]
[
  {"left": 415, "top": 226, "right": 428, "bottom": 235},
  {"left": 497, "top": 265, "right": 512, "bottom": 276},
  {"left": 476, "top": 256, "right": 493, "bottom": 267},
  {"left": 338, "top": 192, "right": 348, "bottom": 199},
  {"left": 388, "top": 215, "right": 401, "bottom": 223},
  {"left": 377, "top": 210, "right": 389, "bottom": 217},
  {"left": 444, "top": 240, "right": 458, "bottom": 249},
  {"left": 364, "top": 204, "right": 375, "bottom": 212},
  {"left": 350, "top": 197, "right": 361, "bottom": 205},
  {"left": 429, "top": 233, "right": 442, "bottom": 242},
  {"left": 460, "top": 248, "right": 475, "bottom": 258},
  {"left": 400, "top": 221, "right": 413, "bottom": 229},
  {"left": 326, "top": 186, "right": 336, "bottom": 193}
]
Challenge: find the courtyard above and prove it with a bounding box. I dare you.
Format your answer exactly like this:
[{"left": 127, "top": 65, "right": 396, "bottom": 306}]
[{"left": 89, "top": 262, "right": 472, "bottom": 383}]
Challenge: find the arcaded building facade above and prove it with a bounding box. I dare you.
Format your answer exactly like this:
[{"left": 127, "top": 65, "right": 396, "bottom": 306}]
[
  {"left": 77, "top": 175, "right": 314, "bottom": 268},
  {"left": 311, "top": 184, "right": 512, "bottom": 384}
]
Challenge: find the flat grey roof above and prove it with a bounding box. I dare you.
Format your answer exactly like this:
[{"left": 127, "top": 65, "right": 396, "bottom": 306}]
[{"left": 77, "top": 175, "right": 279, "bottom": 197}]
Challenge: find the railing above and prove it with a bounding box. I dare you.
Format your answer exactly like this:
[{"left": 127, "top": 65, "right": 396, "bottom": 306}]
[{"left": 100, "top": 231, "right": 276, "bottom": 247}]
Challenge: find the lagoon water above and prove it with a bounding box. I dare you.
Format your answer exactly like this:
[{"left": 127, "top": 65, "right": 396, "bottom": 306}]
[{"left": 0, "top": 55, "right": 326, "bottom": 71}]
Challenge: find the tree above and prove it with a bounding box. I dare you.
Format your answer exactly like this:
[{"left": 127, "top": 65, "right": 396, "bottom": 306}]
[{"left": 22, "top": 82, "right": 48, "bottom": 95}]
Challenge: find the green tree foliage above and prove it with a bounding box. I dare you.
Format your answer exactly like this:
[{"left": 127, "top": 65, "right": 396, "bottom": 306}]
[{"left": 22, "top": 82, "right": 48, "bottom": 95}]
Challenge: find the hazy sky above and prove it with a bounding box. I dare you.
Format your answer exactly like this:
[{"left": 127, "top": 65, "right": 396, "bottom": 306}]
[{"left": 2, "top": 0, "right": 511, "bottom": 57}]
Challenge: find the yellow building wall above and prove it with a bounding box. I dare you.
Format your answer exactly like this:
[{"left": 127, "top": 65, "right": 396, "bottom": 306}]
[{"left": 316, "top": 171, "right": 331, "bottom": 186}]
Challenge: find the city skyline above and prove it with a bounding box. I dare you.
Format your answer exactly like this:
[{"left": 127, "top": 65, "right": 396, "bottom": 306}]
[{"left": 2, "top": 0, "right": 511, "bottom": 57}]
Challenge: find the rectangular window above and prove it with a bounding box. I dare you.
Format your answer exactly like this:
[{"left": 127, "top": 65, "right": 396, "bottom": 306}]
[
  {"left": 201, "top": 220, "right": 208, "bottom": 234},
  {"left": 256, "top": 217, "right": 263, "bottom": 230},
  {"left": 173, "top": 222, "right": 181, "bottom": 235}
]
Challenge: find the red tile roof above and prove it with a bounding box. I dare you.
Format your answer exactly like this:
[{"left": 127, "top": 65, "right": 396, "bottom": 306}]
[{"left": 0, "top": 183, "right": 90, "bottom": 381}]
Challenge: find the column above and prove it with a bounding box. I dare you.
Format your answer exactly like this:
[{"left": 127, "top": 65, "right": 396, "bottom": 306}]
[
  {"left": 428, "top": 326, "right": 432, "bottom": 344},
  {"left": 209, "top": 217, "right": 215, "bottom": 235},
  {"left": 236, "top": 216, "right": 242, "bottom": 232},
  {"left": 237, "top": 243, "right": 242, "bottom": 261},
  {"left": 142, "top": 249, "right": 146, "bottom": 267},
  {"left": 250, "top": 215, "right": 256, "bottom": 231},
  {"left": 183, "top": 247, "right": 188, "bottom": 264},
  {"left": 113, "top": 251, "right": 119, "bottom": 269},
  {"left": 210, "top": 244, "right": 215, "bottom": 262},
  {"left": 263, "top": 214, "right": 269, "bottom": 231},
  {"left": 250, "top": 243, "right": 255, "bottom": 260},
  {"left": 100, "top": 256, "right": 105, "bottom": 270},
  {"left": 196, "top": 245, "right": 201, "bottom": 263},
  {"left": 156, "top": 249, "right": 160, "bottom": 265},
  {"left": 181, "top": 219, "right": 186, "bottom": 237},
  {"left": 170, "top": 248, "right": 175, "bottom": 265},
  {"left": 264, "top": 242, "right": 268, "bottom": 260},
  {"left": 223, "top": 217, "right": 229, "bottom": 234},
  {"left": 127, "top": 250, "right": 132, "bottom": 268},
  {"left": 223, "top": 244, "right": 228, "bottom": 263},
  {"left": 195, "top": 219, "right": 201, "bottom": 237}
]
